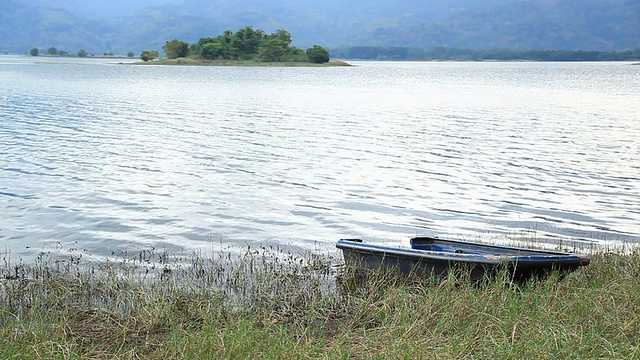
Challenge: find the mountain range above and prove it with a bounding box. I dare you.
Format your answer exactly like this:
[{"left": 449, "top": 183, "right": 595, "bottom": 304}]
[{"left": 1, "top": 0, "right": 638, "bottom": 55}]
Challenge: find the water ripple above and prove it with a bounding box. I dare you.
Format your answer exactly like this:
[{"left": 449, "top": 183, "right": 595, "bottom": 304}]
[{"left": 1, "top": 60, "right": 639, "bottom": 256}]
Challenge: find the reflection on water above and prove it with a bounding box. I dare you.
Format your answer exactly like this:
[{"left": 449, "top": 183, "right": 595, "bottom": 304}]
[{"left": 1, "top": 57, "right": 639, "bottom": 257}]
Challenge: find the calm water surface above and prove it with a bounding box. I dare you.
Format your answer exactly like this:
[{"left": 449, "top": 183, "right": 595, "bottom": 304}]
[{"left": 1, "top": 56, "right": 639, "bottom": 258}]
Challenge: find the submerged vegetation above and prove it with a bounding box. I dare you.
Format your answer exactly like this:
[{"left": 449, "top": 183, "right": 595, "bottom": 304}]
[{"left": 1, "top": 244, "right": 639, "bottom": 359}]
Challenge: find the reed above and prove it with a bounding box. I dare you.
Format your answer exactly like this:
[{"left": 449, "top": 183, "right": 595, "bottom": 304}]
[{"left": 0, "top": 243, "right": 638, "bottom": 359}]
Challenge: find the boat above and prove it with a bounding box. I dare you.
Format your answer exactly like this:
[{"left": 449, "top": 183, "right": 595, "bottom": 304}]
[{"left": 336, "top": 236, "right": 591, "bottom": 281}]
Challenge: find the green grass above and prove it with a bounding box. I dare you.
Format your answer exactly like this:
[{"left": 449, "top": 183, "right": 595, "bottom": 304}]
[
  {"left": 1, "top": 244, "right": 639, "bottom": 359},
  {"left": 132, "top": 57, "right": 352, "bottom": 67}
]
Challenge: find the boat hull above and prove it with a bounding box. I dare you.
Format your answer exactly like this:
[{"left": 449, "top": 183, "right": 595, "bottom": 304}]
[{"left": 337, "top": 237, "right": 590, "bottom": 282}]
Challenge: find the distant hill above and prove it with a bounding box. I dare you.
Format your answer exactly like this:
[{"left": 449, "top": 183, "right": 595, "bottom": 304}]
[
  {"left": 0, "top": 0, "right": 114, "bottom": 54},
  {"left": 1, "top": 0, "right": 638, "bottom": 55},
  {"left": 354, "top": 0, "right": 640, "bottom": 51}
]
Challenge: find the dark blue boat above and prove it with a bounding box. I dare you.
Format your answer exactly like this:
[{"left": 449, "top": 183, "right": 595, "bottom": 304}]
[{"left": 337, "top": 236, "right": 590, "bottom": 281}]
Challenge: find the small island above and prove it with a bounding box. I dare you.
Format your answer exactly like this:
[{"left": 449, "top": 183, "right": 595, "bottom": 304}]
[{"left": 133, "top": 26, "right": 351, "bottom": 67}]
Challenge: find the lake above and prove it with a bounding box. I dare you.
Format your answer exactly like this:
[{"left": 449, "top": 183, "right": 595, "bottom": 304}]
[{"left": 1, "top": 55, "right": 639, "bottom": 259}]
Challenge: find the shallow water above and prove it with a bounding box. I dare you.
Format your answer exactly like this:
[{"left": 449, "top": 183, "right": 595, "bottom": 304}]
[{"left": 1, "top": 56, "right": 639, "bottom": 257}]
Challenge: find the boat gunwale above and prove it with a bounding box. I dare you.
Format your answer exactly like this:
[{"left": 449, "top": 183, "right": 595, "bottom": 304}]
[{"left": 337, "top": 239, "right": 590, "bottom": 267}]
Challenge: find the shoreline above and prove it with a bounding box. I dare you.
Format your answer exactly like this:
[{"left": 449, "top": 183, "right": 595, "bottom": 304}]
[
  {"left": 128, "top": 57, "right": 353, "bottom": 67},
  {"left": 25, "top": 54, "right": 134, "bottom": 60}
]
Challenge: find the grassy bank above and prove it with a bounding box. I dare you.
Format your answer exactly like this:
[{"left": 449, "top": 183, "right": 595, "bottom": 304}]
[
  {"left": 131, "top": 57, "right": 352, "bottom": 67},
  {"left": 1, "top": 245, "right": 638, "bottom": 359}
]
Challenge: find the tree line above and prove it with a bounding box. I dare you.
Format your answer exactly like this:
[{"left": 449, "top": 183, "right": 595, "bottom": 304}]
[
  {"left": 140, "top": 27, "right": 330, "bottom": 64},
  {"left": 29, "top": 47, "right": 135, "bottom": 58},
  {"left": 334, "top": 46, "right": 640, "bottom": 61}
]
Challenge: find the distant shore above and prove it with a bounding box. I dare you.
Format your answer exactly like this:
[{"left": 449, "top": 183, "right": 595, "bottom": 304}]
[
  {"left": 31, "top": 54, "right": 134, "bottom": 60},
  {"left": 129, "top": 57, "right": 352, "bottom": 67}
]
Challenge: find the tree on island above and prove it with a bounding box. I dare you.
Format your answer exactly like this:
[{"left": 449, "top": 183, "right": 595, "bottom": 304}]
[
  {"left": 163, "top": 39, "right": 189, "bottom": 59},
  {"left": 231, "top": 26, "right": 263, "bottom": 57},
  {"left": 199, "top": 42, "right": 225, "bottom": 60},
  {"left": 127, "top": 51, "right": 134, "bottom": 58},
  {"left": 306, "top": 45, "right": 330, "bottom": 63},
  {"left": 30, "top": 48, "right": 39, "bottom": 56},
  {"left": 256, "top": 37, "right": 286, "bottom": 62},
  {"left": 168, "top": 27, "right": 331, "bottom": 63},
  {"left": 271, "top": 29, "right": 293, "bottom": 49},
  {"left": 77, "top": 49, "right": 87, "bottom": 57},
  {"left": 47, "top": 47, "right": 58, "bottom": 55},
  {"left": 140, "top": 50, "right": 159, "bottom": 61}
]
